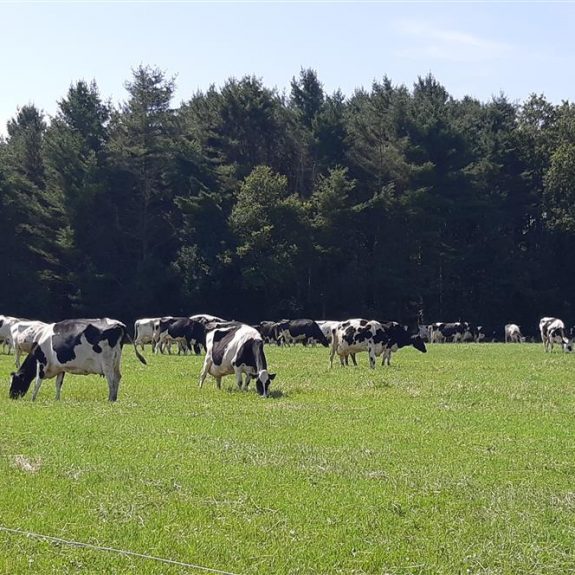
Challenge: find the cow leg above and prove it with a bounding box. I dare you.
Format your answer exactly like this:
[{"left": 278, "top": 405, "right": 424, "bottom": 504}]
[
  {"left": 106, "top": 372, "right": 121, "bottom": 402},
  {"left": 54, "top": 372, "right": 65, "bottom": 400},
  {"left": 350, "top": 353, "right": 358, "bottom": 366},
  {"left": 14, "top": 348, "right": 21, "bottom": 369},
  {"left": 329, "top": 345, "right": 337, "bottom": 368},
  {"left": 199, "top": 357, "right": 213, "bottom": 388},
  {"left": 31, "top": 365, "right": 44, "bottom": 401},
  {"left": 244, "top": 375, "right": 251, "bottom": 390},
  {"left": 235, "top": 369, "right": 243, "bottom": 389},
  {"left": 368, "top": 347, "right": 376, "bottom": 369}
]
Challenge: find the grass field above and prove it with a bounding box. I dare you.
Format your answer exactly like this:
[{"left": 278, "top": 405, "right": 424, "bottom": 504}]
[{"left": 1, "top": 343, "right": 575, "bottom": 574}]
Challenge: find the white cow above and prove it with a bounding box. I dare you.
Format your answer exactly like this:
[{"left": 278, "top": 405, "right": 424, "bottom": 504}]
[
  {"left": 10, "top": 320, "right": 48, "bottom": 367},
  {"left": 317, "top": 321, "right": 340, "bottom": 344},
  {"left": 134, "top": 318, "right": 161, "bottom": 351},
  {"left": 0, "top": 315, "right": 21, "bottom": 353},
  {"left": 504, "top": 323, "right": 524, "bottom": 343},
  {"left": 539, "top": 317, "right": 572, "bottom": 352}
]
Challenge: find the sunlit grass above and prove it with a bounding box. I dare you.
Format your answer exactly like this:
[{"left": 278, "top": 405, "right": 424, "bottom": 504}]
[{"left": 1, "top": 343, "right": 574, "bottom": 574}]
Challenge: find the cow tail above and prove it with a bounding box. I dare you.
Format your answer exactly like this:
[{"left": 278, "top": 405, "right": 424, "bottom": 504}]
[{"left": 123, "top": 331, "right": 147, "bottom": 365}]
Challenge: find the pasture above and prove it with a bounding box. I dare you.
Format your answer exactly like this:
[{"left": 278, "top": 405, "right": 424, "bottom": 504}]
[{"left": 0, "top": 343, "right": 574, "bottom": 574}]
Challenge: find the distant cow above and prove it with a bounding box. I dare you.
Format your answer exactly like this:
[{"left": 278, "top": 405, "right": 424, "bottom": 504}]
[
  {"left": 253, "top": 321, "right": 279, "bottom": 344},
  {"left": 154, "top": 317, "right": 206, "bottom": 355},
  {"left": 134, "top": 317, "right": 162, "bottom": 351},
  {"left": 429, "top": 322, "right": 472, "bottom": 343},
  {"left": 275, "top": 319, "right": 329, "bottom": 347},
  {"left": 10, "top": 320, "right": 48, "bottom": 367},
  {"left": 9, "top": 318, "right": 146, "bottom": 401},
  {"left": 504, "top": 323, "right": 524, "bottom": 343},
  {"left": 0, "top": 315, "right": 22, "bottom": 353},
  {"left": 539, "top": 317, "right": 572, "bottom": 352},
  {"left": 317, "top": 321, "right": 340, "bottom": 344},
  {"left": 189, "top": 314, "right": 225, "bottom": 325},
  {"left": 199, "top": 324, "right": 275, "bottom": 396},
  {"left": 330, "top": 319, "right": 426, "bottom": 368}
]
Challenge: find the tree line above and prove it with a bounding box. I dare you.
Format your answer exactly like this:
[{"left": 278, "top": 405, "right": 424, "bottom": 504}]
[{"left": 1, "top": 66, "right": 574, "bottom": 333}]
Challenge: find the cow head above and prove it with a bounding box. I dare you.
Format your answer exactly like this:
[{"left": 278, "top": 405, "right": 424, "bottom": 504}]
[
  {"left": 9, "top": 369, "right": 33, "bottom": 399},
  {"left": 9, "top": 346, "right": 39, "bottom": 399},
  {"left": 562, "top": 338, "right": 573, "bottom": 352},
  {"left": 255, "top": 371, "right": 276, "bottom": 397},
  {"left": 410, "top": 335, "right": 427, "bottom": 353}
]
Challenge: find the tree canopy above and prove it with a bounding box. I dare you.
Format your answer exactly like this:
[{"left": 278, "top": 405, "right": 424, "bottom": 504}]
[{"left": 2, "top": 66, "right": 574, "bottom": 332}]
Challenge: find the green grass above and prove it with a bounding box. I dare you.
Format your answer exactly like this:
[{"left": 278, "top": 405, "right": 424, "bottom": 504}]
[{"left": 1, "top": 343, "right": 575, "bottom": 574}]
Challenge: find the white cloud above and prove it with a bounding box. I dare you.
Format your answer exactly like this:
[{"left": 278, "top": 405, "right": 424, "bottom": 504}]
[{"left": 395, "top": 20, "right": 515, "bottom": 63}]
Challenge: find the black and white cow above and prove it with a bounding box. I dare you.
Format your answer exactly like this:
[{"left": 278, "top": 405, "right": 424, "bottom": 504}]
[
  {"left": 275, "top": 319, "right": 329, "bottom": 347},
  {"left": 330, "top": 319, "right": 427, "bottom": 368},
  {"left": 253, "top": 321, "right": 279, "bottom": 344},
  {"left": 154, "top": 317, "right": 207, "bottom": 355},
  {"left": 189, "top": 314, "right": 225, "bottom": 325},
  {"left": 199, "top": 324, "right": 275, "bottom": 396},
  {"left": 9, "top": 318, "right": 146, "bottom": 401},
  {"left": 539, "top": 317, "right": 572, "bottom": 352},
  {"left": 429, "top": 322, "right": 472, "bottom": 343},
  {"left": 504, "top": 323, "right": 524, "bottom": 343}
]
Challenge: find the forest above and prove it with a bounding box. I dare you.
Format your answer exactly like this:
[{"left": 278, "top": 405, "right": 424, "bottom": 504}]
[{"left": 1, "top": 66, "right": 574, "bottom": 332}]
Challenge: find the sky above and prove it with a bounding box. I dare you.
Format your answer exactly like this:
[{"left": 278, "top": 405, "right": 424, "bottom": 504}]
[{"left": 1, "top": 1, "right": 575, "bottom": 135}]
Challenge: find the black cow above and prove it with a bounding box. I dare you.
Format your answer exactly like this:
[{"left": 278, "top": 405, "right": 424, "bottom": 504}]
[
  {"left": 9, "top": 318, "right": 146, "bottom": 401},
  {"left": 429, "top": 322, "right": 472, "bottom": 343},
  {"left": 276, "top": 319, "right": 329, "bottom": 347},
  {"left": 154, "top": 317, "right": 206, "bottom": 355},
  {"left": 253, "top": 321, "right": 280, "bottom": 344}
]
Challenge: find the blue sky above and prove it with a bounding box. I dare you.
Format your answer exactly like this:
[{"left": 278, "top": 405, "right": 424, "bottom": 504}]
[{"left": 1, "top": 1, "right": 575, "bottom": 135}]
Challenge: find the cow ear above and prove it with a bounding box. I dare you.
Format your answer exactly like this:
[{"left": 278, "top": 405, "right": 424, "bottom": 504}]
[
  {"left": 10, "top": 372, "right": 15, "bottom": 377},
  {"left": 269, "top": 373, "right": 277, "bottom": 381}
]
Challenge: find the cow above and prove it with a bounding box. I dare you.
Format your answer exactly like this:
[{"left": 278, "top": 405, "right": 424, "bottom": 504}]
[
  {"left": 330, "top": 319, "right": 427, "bottom": 368},
  {"left": 9, "top": 318, "right": 146, "bottom": 401},
  {"left": 317, "top": 321, "right": 340, "bottom": 344},
  {"left": 134, "top": 317, "right": 162, "bottom": 351},
  {"left": 154, "top": 317, "right": 207, "bottom": 355},
  {"left": 275, "top": 319, "right": 329, "bottom": 347},
  {"left": 190, "top": 314, "right": 225, "bottom": 325},
  {"left": 10, "top": 320, "right": 48, "bottom": 368},
  {"left": 253, "top": 321, "right": 279, "bottom": 344},
  {"left": 504, "top": 323, "right": 524, "bottom": 343},
  {"left": 539, "top": 317, "right": 572, "bottom": 352},
  {"left": 0, "top": 315, "right": 21, "bottom": 353},
  {"left": 429, "top": 322, "right": 472, "bottom": 343},
  {"left": 199, "top": 324, "right": 275, "bottom": 396}
]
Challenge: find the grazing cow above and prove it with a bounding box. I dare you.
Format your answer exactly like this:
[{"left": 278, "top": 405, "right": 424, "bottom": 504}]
[
  {"left": 190, "top": 314, "right": 225, "bottom": 325},
  {"left": 504, "top": 323, "right": 524, "bottom": 343},
  {"left": 275, "top": 319, "right": 329, "bottom": 347},
  {"left": 317, "top": 321, "right": 340, "bottom": 344},
  {"left": 134, "top": 317, "right": 161, "bottom": 351},
  {"left": 9, "top": 318, "right": 146, "bottom": 401},
  {"left": 330, "top": 319, "right": 426, "bottom": 368},
  {"left": 154, "top": 317, "right": 206, "bottom": 355},
  {"left": 253, "top": 321, "right": 279, "bottom": 344},
  {"left": 0, "top": 315, "right": 21, "bottom": 353},
  {"left": 429, "top": 322, "right": 472, "bottom": 343},
  {"left": 10, "top": 320, "right": 48, "bottom": 368},
  {"left": 539, "top": 317, "right": 572, "bottom": 352},
  {"left": 199, "top": 324, "right": 275, "bottom": 396}
]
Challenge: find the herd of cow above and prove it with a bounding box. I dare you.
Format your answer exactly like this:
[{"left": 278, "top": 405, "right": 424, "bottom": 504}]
[{"left": 0, "top": 314, "right": 572, "bottom": 402}]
